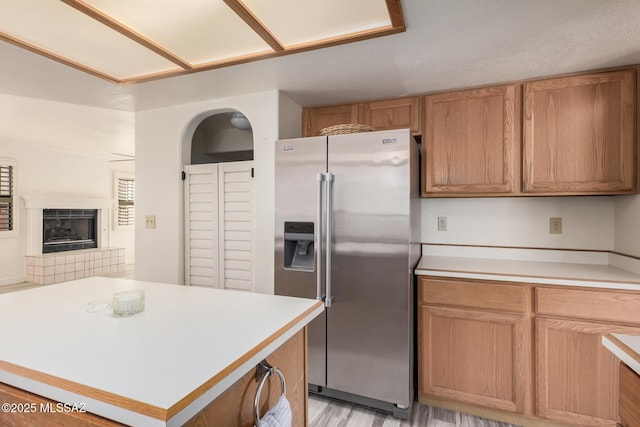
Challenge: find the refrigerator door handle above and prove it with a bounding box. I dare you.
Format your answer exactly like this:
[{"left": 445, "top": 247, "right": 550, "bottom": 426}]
[
  {"left": 316, "top": 173, "right": 325, "bottom": 302},
  {"left": 325, "top": 172, "right": 334, "bottom": 308}
]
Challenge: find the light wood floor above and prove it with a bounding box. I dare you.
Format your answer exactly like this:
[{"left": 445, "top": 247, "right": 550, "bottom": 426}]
[{"left": 308, "top": 395, "right": 520, "bottom": 427}]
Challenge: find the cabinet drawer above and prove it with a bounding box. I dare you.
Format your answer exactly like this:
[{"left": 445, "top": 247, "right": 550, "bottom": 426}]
[
  {"left": 419, "top": 278, "right": 526, "bottom": 313},
  {"left": 620, "top": 363, "right": 640, "bottom": 427},
  {"left": 536, "top": 287, "right": 640, "bottom": 325}
]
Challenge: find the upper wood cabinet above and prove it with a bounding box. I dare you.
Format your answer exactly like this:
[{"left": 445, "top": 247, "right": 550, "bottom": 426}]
[
  {"left": 302, "top": 104, "right": 360, "bottom": 137},
  {"left": 422, "top": 85, "right": 520, "bottom": 196},
  {"left": 361, "top": 97, "right": 421, "bottom": 134},
  {"left": 523, "top": 69, "right": 637, "bottom": 194},
  {"left": 302, "top": 96, "right": 421, "bottom": 137}
]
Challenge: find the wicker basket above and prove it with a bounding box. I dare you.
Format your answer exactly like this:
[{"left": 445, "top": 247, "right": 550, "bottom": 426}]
[{"left": 319, "top": 123, "right": 375, "bottom": 136}]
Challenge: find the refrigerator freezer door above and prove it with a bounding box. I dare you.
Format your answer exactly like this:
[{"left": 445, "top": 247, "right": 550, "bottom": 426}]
[
  {"left": 326, "top": 129, "right": 412, "bottom": 406},
  {"left": 274, "top": 136, "right": 327, "bottom": 387}
]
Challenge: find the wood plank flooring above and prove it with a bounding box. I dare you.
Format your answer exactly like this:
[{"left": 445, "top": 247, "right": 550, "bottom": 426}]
[{"left": 308, "top": 395, "right": 520, "bottom": 427}]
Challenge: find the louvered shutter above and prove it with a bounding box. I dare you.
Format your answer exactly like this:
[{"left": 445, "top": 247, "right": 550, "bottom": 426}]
[
  {"left": 0, "top": 164, "right": 13, "bottom": 231},
  {"left": 117, "top": 177, "right": 135, "bottom": 226}
]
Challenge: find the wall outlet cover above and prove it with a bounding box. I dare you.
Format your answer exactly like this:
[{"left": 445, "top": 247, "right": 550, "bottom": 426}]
[
  {"left": 549, "top": 217, "right": 562, "bottom": 234},
  {"left": 145, "top": 215, "right": 156, "bottom": 229}
]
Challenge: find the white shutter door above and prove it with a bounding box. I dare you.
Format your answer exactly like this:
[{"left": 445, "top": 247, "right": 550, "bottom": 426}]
[
  {"left": 184, "top": 164, "right": 219, "bottom": 287},
  {"left": 219, "top": 161, "right": 254, "bottom": 291}
]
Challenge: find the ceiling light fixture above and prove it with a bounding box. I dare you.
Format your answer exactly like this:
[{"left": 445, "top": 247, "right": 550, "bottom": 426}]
[{"left": 230, "top": 113, "right": 251, "bottom": 130}]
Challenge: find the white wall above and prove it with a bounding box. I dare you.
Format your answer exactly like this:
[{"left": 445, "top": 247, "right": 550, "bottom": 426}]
[
  {"left": 0, "top": 94, "right": 135, "bottom": 285},
  {"left": 614, "top": 194, "right": 640, "bottom": 257},
  {"left": 135, "top": 90, "right": 287, "bottom": 293},
  {"left": 278, "top": 93, "right": 303, "bottom": 139},
  {"left": 421, "top": 196, "right": 615, "bottom": 251}
]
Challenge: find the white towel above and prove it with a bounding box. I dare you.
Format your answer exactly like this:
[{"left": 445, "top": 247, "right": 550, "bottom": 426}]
[{"left": 258, "top": 395, "right": 292, "bottom": 427}]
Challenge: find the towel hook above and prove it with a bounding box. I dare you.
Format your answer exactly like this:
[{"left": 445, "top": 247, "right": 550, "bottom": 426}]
[{"left": 254, "top": 360, "right": 286, "bottom": 427}]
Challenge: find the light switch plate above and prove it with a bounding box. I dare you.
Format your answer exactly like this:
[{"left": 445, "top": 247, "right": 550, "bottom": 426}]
[
  {"left": 145, "top": 215, "right": 156, "bottom": 229},
  {"left": 437, "top": 216, "right": 447, "bottom": 232}
]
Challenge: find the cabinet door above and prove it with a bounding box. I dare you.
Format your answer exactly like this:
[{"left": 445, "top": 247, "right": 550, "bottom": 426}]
[
  {"left": 619, "top": 362, "right": 640, "bottom": 427},
  {"left": 423, "top": 85, "right": 520, "bottom": 196},
  {"left": 419, "top": 305, "right": 528, "bottom": 413},
  {"left": 302, "top": 104, "right": 360, "bottom": 137},
  {"left": 536, "top": 317, "right": 640, "bottom": 426},
  {"left": 523, "top": 69, "right": 636, "bottom": 194},
  {"left": 361, "top": 97, "right": 421, "bottom": 134}
]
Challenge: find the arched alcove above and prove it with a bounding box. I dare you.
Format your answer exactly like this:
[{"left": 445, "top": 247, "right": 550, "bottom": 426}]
[
  {"left": 183, "top": 109, "right": 256, "bottom": 292},
  {"left": 190, "top": 111, "right": 254, "bottom": 164}
]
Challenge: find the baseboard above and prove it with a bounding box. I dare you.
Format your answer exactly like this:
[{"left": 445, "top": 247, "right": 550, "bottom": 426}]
[
  {"left": 419, "top": 396, "right": 567, "bottom": 427},
  {"left": 0, "top": 275, "right": 26, "bottom": 286}
]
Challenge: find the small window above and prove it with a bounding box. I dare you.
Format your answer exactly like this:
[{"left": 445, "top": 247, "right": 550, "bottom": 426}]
[
  {"left": 114, "top": 172, "right": 134, "bottom": 229},
  {"left": 0, "top": 160, "right": 15, "bottom": 232}
]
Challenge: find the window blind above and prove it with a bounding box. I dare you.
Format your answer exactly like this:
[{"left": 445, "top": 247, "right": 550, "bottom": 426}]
[
  {"left": 117, "top": 177, "right": 134, "bottom": 226},
  {"left": 0, "top": 165, "right": 13, "bottom": 231}
]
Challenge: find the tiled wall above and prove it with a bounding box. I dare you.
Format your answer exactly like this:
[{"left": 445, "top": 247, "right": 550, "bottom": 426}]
[{"left": 25, "top": 248, "right": 125, "bottom": 285}]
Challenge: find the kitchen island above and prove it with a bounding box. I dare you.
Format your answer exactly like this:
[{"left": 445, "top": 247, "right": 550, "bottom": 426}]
[{"left": 0, "top": 277, "right": 324, "bottom": 426}]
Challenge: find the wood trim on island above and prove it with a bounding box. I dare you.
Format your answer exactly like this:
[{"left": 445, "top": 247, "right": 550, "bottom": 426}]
[
  {"left": 0, "top": 299, "right": 322, "bottom": 425},
  {"left": 0, "top": 328, "right": 310, "bottom": 427}
]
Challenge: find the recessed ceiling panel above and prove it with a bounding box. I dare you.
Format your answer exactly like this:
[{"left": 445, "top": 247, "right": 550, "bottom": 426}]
[
  {"left": 82, "top": 0, "right": 273, "bottom": 65},
  {"left": 242, "top": 0, "right": 392, "bottom": 47},
  {"left": 0, "top": 1, "right": 179, "bottom": 79}
]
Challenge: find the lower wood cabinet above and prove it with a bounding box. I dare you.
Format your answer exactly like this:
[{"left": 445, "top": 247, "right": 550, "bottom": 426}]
[
  {"left": 535, "top": 317, "right": 640, "bottom": 426},
  {"left": 418, "top": 276, "right": 640, "bottom": 427},
  {"left": 420, "top": 305, "right": 527, "bottom": 412},
  {"left": 418, "top": 277, "right": 532, "bottom": 415},
  {"left": 619, "top": 363, "right": 640, "bottom": 427}
]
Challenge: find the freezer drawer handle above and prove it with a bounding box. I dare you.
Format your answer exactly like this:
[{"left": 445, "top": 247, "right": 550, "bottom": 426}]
[
  {"left": 325, "top": 172, "right": 334, "bottom": 308},
  {"left": 316, "top": 173, "right": 324, "bottom": 302},
  {"left": 254, "top": 359, "right": 287, "bottom": 427}
]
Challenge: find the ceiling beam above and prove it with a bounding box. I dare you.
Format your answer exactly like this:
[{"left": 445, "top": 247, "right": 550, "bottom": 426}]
[
  {"left": 385, "top": 0, "right": 406, "bottom": 30},
  {"left": 61, "top": 0, "right": 193, "bottom": 70},
  {"left": 121, "top": 25, "right": 405, "bottom": 84},
  {"left": 222, "top": 0, "right": 285, "bottom": 52},
  {"left": 0, "top": 31, "right": 119, "bottom": 83}
]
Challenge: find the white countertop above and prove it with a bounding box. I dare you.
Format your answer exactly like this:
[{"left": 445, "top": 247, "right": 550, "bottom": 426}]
[
  {"left": 415, "top": 255, "right": 640, "bottom": 290},
  {"left": 0, "top": 277, "right": 324, "bottom": 427},
  {"left": 602, "top": 334, "right": 640, "bottom": 376}
]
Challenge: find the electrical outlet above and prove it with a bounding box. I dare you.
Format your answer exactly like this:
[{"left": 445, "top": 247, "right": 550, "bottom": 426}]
[
  {"left": 145, "top": 215, "right": 156, "bottom": 229},
  {"left": 549, "top": 217, "right": 562, "bottom": 234},
  {"left": 437, "top": 216, "right": 447, "bottom": 232}
]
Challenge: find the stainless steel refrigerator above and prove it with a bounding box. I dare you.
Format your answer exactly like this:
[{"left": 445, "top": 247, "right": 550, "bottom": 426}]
[{"left": 274, "top": 129, "right": 420, "bottom": 418}]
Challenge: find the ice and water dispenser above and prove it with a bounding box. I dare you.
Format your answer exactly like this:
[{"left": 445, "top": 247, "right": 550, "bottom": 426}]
[{"left": 283, "top": 221, "right": 314, "bottom": 271}]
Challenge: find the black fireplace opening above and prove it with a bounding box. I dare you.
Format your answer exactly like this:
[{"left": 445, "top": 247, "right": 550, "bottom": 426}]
[{"left": 42, "top": 209, "right": 98, "bottom": 253}]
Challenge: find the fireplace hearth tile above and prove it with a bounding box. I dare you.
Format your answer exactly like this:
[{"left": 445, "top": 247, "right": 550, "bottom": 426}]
[{"left": 24, "top": 248, "right": 126, "bottom": 285}]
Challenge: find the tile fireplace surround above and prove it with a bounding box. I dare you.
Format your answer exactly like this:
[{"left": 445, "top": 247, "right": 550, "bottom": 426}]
[
  {"left": 22, "top": 195, "right": 124, "bottom": 285},
  {"left": 26, "top": 249, "right": 125, "bottom": 285}
]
